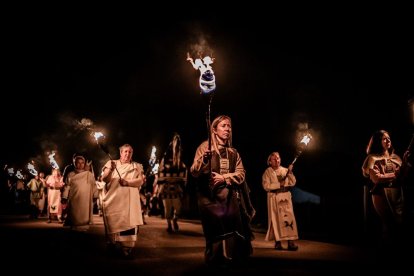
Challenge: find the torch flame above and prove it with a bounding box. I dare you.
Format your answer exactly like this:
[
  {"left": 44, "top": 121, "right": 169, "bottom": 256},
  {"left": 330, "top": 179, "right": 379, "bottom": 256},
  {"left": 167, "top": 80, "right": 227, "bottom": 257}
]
[
  {"left": 149, "top": 146, "right": 159, "bottom": 174},
  {"left": 94, "top": 132, "right": 109, "bottom": 154},
  {"left": 7, "top": 167, "right": 14, "bottom": 176},
  {"left": 300, "top": 134, "right": 312, "bottom": 146},
  {"left": 94, "top": 132, "right": 105, "bottom": 142},
  {"left": 152, "top": 163, "right": 159, "bottom": 174},
  {"left": 16, "top": 170, "right": 24, "bottom": 179},
  {"left": 150, "top": 146, "right": 157, "bottom": 165},
  {"left": 187, "top": 52, "right": 216, "bottom": 95},
  {"left": 291, "top": 133, "right": 313, "bottom": 166},
  {"left": 48, "top": 151, "right": 60, "bottom": 169},
  {"left": 27, "top": 162, "right": 38, "bottom": 176}
]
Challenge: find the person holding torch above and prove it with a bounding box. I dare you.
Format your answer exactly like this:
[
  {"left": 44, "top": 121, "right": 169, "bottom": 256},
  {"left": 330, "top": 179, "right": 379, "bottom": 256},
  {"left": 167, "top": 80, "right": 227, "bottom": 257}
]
[
  {"left": 262, "top": 152, "right": 299, "bottom": 251},
  {"left": 362, "top": 130, "right": 403, "bottom": 245},
  {"left": 101, "top": 143, "right": 145, "bottom": 259},
  {"left": 191, "top": 115, "right": 253, "bottom": 266}
]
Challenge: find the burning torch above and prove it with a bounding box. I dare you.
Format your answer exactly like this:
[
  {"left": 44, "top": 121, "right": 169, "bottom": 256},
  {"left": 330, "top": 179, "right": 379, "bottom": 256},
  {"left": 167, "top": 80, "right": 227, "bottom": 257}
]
[
  {"left": 187, "top": 52, "right": 217, "bottom": 153},
  {"left": 94, "top": 132, "right": 122, "bottom": 179},
  {"left": 291, "top": 134, "right": 313, "bottom": 165},
  {"left": 27, "top": 160, "right": 38, "bottom": 176},
  {"left": 48, "top": 151, "right": 60, "bottom": 169},
  {"left": 282, "top": 133, "right": 312, "bottom": 181}
]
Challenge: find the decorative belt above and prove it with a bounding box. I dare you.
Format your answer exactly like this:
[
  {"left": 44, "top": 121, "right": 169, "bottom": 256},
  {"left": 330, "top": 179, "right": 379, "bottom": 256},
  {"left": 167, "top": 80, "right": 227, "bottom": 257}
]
[{"left": 48, "top": 187, "right": 59, "bottom": 190}]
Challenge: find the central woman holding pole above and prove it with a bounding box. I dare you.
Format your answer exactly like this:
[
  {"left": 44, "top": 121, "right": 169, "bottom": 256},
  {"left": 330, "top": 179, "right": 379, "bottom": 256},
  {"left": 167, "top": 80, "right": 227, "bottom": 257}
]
[{"left": 191, "top": 115, "right": 253, "bottom": 266}]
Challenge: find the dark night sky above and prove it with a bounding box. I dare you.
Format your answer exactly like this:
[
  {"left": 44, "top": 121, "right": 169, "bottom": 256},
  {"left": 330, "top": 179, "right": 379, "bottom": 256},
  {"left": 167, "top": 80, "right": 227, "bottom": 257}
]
[{"left": 2, "top": 8, "right": 413, "bottom": 208}]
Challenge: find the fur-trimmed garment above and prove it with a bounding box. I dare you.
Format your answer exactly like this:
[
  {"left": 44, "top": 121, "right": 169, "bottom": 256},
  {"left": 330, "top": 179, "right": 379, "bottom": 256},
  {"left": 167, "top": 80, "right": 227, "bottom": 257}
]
[{"left": 191, "top": 141, "right": 253, "bottom": 264}]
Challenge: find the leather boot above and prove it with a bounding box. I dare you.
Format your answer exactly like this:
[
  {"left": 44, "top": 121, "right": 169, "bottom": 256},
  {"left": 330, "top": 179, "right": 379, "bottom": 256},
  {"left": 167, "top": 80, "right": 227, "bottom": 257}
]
[
  {"left": 288, "top": 240, "right": 298, "bottom": 251},
  {"left": 275, "top": 241, "right": 283, "bottom": 250}
]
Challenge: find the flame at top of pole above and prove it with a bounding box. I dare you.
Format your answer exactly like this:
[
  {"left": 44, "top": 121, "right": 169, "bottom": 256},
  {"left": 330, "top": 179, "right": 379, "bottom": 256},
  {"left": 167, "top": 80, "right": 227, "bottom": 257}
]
[
  {"left": 94, "top": 131, "right": 110, "bottom": 154},
  {"left": 94, "top": 132, "right": 105, "bottom": 142},
  {"left": 7, "top": 167, "right": 14, "bottom": 176},
  {"left": 148, "top": 146, "right": 159, "bottom": 174},
  {"left": 300, "top": 134, "right": 312, "bottom": 146},
  {"left": 187, "top": 52, "right": 216, "bottom": 95},
  {"left": 290, "top": 131, "right": 314, "bottom": 165},
  {"left": 27, "top": 161, "right": 38, "bottom": 176},
  {"left": 151, "top": 163, "right": 159, "bottom": 174},
  {"left": 149, "top": 146, "right": 157, "bottom": 165},
  {"left": 15, "top": 170, "right": 24, "bottom": 179},
  {"left": 48, "top": 151, "right": 60, "bottom": 169}
]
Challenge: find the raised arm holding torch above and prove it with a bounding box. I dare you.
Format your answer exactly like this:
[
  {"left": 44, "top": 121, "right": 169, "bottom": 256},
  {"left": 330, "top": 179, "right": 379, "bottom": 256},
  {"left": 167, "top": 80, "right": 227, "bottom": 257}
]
[{"left": 94, "top": 132, "right": 122, "bottom": 180}]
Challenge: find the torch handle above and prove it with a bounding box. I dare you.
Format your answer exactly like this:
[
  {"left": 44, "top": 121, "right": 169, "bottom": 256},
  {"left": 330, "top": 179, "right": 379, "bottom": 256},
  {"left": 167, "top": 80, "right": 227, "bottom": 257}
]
[
  {"left": 107, "top": 154, "right": 122, "bottom": 179},
  {"left": 206, "top": 94, "right": 213, "bottom": 174}
]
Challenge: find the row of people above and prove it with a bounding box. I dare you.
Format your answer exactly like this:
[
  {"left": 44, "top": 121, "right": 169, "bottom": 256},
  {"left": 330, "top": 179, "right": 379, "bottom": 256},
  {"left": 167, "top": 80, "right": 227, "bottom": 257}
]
[
  {"left": 17, "top": 115, "right": 303, "bottom": 265},
  {"left": 25, "top": 169, "right": 64, "bottom": 222},
  {"left": 21, "top": 118, "right": 414, "bottom": 267},
  {"left": 98, "top": 115, "right": 299, "bottom": 264},
  {"left": 10, "top": 113, "right": 414, "bottom": 267},
  {"left": 101, "top": 118, "right": 412, "bottom": 264}
]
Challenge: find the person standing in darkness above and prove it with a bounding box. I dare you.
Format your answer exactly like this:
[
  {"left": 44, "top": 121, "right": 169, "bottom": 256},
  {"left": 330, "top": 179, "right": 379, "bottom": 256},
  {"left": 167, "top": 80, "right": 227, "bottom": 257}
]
[
  {"left": 262, "top": 152, "right": 299, "bottom": 251},
  {"left": 156, "top": 133, "right": 187, "bottom": 233},
  {"left": 362, "top": 130, "right": 403, "bottom": 245},
  {"left": 191, "top": 115, "right": 253, "bottom": 266}
]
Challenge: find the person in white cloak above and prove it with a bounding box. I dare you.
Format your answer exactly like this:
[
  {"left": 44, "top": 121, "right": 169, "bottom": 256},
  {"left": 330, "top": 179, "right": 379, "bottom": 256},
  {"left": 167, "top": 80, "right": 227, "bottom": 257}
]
[
  {"left": 95, "top": 174, "right": 106, "bottom": 216},
  {"left": 62, "top": 154, "right": 96, "bottom": 230},
  {"left": 45, "top": 169, "right": 64, "bottom": 223},
  {"left": 101, "top": 144, "right": 145, "bottom": 259},
  {"left": 262, "top": 151, "right": 299, "bottom": 251}
]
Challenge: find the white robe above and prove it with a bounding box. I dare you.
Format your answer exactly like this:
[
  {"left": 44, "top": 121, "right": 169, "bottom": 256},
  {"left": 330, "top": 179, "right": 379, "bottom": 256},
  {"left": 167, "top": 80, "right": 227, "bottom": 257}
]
[
  {"left": 262, "top": 166, "right": 299, "bottom": 241},
  {"left": 63, "top": 170, "right": 96, "bottom": 226},
  {"left": 102, "top": 160, "right": 144, "bottom": 235}
]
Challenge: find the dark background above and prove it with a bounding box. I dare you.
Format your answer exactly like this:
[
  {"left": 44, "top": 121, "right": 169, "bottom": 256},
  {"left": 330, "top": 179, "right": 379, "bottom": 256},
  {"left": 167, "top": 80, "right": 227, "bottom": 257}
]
[{"left": 2, "top": 7, "right": 413, "bottom": 242}]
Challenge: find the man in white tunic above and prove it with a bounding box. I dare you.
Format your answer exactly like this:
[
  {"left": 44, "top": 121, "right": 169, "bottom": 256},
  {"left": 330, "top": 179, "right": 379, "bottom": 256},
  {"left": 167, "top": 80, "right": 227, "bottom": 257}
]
[
  {"left": 262, "top": 152, "right": 299, "bottom": 250},
  {"left": 101, "top": 144, "right": 145, "bottom": 259}
]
